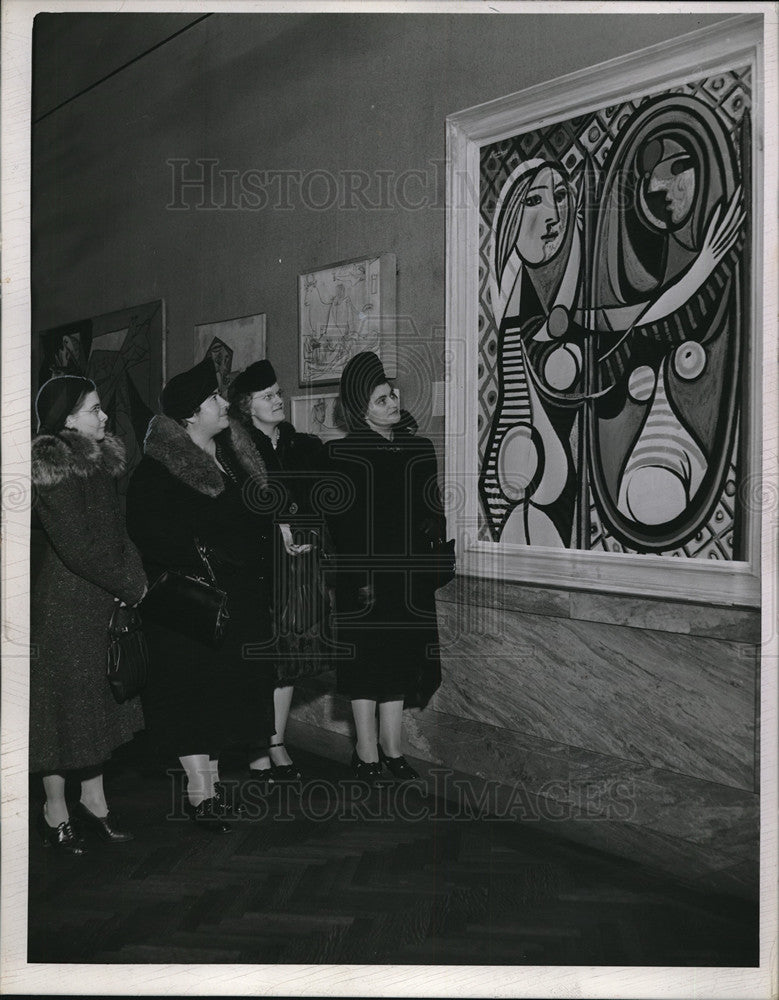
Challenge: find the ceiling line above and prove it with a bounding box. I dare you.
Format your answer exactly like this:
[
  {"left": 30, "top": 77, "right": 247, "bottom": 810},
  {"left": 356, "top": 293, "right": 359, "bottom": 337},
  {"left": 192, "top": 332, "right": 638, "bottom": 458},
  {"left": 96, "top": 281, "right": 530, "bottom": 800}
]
[{"left": 33, "top": 13, "right": 213, "bottom": 125}]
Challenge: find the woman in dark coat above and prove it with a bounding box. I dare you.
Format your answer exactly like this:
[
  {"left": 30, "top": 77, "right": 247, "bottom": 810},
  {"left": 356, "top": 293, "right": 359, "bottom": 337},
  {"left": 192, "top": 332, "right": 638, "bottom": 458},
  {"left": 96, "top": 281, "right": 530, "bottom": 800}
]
[
  {"left": 228, "top": 359, "right": 333, "bottom": 782},
  {"left": 31, "top": 376, "right": 148, "bottom": 854},
  {"left": 125, "top": 357, "right": 276, "bottom": 832},
  {"left": 327, "top": 352, "right": 446, "bottom": 782}
]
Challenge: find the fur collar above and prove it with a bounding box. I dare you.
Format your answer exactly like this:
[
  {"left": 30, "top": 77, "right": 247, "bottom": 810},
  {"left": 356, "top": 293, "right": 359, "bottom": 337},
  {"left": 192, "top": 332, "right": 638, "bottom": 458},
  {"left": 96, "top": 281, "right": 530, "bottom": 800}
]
[
  {"left": 143, "top": 414, "right": 267, "bottom": 497},
  {"left": 32, "top": 431, "right": 127, "bottom": 487}
]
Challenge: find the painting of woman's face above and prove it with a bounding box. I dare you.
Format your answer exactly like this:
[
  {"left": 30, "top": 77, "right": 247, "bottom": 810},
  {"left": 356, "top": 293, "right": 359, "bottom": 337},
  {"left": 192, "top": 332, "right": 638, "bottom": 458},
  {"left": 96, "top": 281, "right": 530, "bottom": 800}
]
[
  {"left": 640, "top": 138, "right": 698, "bottom": 230},
  {"left": 516, "top": 166, "right": 570, "bottom": 266}
]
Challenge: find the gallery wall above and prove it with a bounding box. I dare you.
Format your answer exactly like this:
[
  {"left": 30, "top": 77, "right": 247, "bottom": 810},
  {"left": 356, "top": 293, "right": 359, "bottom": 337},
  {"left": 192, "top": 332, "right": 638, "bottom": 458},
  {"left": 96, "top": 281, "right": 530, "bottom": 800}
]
[
  {"left": 33, "top": 11, "right": 733, "bottom": 436},
  {"left": 31, "top": 11, "right": 758, "bottom": 898}
]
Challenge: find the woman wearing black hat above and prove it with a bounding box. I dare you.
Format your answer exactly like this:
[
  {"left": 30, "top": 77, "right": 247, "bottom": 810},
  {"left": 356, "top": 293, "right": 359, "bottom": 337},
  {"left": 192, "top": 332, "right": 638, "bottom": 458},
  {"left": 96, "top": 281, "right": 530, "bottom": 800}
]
[
  {"left": 327, "top": 352, "right": 446, "bottom": 781},
  {"left": 228, "top": 359, "right": 333, "bottom": 783},
  {"left": 125, "top": 357, "right": 276, "bottom": 832},
  {"left": 31, "top": 376, "right": 148, "bottom": 853}
]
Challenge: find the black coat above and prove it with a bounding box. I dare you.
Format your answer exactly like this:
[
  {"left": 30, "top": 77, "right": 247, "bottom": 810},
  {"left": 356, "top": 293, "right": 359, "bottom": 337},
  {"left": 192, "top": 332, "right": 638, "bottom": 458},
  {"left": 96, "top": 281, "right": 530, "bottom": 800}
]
[
  {"left": 239, "top": 420, "right": 336, "bottom": 683},
  {"left": 246, "top": 421, "right": 329, "bottom": 527},
  {"left": 30, "top": 431, "right": 147, "bottom": 772},
  {"left": 125, "top": 416, "right": 275, "bottom": 760},
  {"left": 326, "top": 426, "right": 445, "bottom": 706}
]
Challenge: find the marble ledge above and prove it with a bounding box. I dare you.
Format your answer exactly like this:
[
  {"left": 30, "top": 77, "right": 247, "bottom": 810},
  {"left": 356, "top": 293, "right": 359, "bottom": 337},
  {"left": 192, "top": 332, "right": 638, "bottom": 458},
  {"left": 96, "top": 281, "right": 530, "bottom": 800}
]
[
  {"left": 434, "top": 603, "right": 756, "bottom": 791},
  {"left": 437, "top": 575, "right": 760, "bottom": 643},
  {"left": 405, "top": 706, "right": 757, "bottom": 862},
  {"left": 286, "top": 713, "right": 759, "bottom": 901}
]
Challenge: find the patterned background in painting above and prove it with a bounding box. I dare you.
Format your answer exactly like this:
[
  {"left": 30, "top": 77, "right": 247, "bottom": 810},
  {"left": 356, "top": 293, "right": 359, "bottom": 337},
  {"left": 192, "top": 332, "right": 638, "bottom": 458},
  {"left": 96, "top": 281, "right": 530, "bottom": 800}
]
[{"left": 477, "top": 68, "right": 751, "bottom": 558}]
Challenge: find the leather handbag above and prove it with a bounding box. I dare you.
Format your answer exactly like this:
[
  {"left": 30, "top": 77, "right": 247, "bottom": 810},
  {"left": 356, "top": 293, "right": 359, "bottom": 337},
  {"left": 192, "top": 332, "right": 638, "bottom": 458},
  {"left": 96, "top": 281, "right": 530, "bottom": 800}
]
[
  {"left": 106, "top": 603, "right": 149, "bottom": 704},
  {"left": 140, "top": 540, "right": 230, "bottom": 648},
  {"left": 418, "top": 524, "right": 456, "bottom": 589}
]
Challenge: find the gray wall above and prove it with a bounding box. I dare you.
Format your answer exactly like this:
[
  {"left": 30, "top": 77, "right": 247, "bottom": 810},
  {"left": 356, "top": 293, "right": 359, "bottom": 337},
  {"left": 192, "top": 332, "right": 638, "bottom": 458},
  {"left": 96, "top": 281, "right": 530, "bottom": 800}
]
[
  {"left": 33, "top": 11, "right": 733, "bottom": 421},
  {"left": 32, "top": 11, "right": 757, "bottom": 898}
]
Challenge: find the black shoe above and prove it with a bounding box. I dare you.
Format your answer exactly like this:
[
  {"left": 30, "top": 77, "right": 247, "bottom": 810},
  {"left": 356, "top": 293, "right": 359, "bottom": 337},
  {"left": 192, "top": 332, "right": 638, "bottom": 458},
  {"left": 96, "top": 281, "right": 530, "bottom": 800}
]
[
  {"left": 350, "top": 749, "right": 382, "bottom": 784},
  {"left": 73, "top": 801, "right": 134, "bottom": 843},
  {"left": 185, "top": 797, "right": 234, "bottom": 833},
  {"left": 378, "top": 744, "right": 420, "bottom": 781},
  {"left": 269, "top": 742, "right": 303, "bottom": 783},
  {"left": 36, "top": 811, "right": 88, "bottom": 855},
  {"left": 214, "top": 780, "right": 247, "bottom": 819}
]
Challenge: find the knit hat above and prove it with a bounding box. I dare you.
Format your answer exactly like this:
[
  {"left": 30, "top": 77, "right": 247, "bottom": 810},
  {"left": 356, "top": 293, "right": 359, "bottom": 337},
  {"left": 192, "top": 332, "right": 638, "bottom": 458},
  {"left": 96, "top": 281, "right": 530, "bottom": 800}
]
[
  {"left": 35, "top": 375, "right": 96, "bottom": 435},
  {"left": 339, "top": 351, "right": 389, "bottom": 431},
  {"left": 228, "top": 359, "right": 276, "bottom": 401},
  {"left": 160, "top": 355, "right": 218, "bottom": 419}
]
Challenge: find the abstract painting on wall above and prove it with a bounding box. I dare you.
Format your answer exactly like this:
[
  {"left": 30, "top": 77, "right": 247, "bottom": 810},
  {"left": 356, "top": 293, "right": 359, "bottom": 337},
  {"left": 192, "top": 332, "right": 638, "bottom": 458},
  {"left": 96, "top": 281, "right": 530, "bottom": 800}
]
[
  {"left": 446, "top": 18, "right": 762, "bottom": 601},
  {"left": 194, "top": 312, "right": 267, "bottom": 397},
  {"left": 478, "top": 72, "right": 749, "bottom": 559},
  {"left": 290, "top": 392, "right": 347, "bottom": 443},
  {"left": 36, "top": 300, "right": 165, "bottom": 497},
  {"left": 298, "top": 254, "right": 396, "bottom": 386}
]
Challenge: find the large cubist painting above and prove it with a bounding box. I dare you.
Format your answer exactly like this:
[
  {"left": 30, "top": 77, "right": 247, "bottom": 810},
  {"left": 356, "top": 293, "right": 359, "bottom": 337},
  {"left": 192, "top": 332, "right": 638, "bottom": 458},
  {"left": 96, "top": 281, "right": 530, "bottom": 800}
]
[{"left": 447, "top": 17, "right": 763, "bottom": 602}]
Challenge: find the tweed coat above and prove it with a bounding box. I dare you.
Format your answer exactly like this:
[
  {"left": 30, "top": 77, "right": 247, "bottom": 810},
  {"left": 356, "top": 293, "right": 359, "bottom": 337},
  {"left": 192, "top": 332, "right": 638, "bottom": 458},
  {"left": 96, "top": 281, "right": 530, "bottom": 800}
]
[
  {"left": 325, "top": 426, "right": 445, "bottom": 707},
  {"left": 30, "top": 430, "right": 147, "bottom": 773},
  {"left": 125, "top": 415, "right": 276, "bottom": 759}
]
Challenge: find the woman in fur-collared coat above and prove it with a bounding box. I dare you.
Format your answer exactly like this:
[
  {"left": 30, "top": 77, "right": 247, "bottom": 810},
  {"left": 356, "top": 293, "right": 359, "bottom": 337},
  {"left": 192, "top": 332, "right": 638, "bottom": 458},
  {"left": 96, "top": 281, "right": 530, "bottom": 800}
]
[
  {"left": 31, "top": 376, "right": 148, "bottom": 854},
  {"left": 125, "top": 357, "right": 276, "bottom": 832}
]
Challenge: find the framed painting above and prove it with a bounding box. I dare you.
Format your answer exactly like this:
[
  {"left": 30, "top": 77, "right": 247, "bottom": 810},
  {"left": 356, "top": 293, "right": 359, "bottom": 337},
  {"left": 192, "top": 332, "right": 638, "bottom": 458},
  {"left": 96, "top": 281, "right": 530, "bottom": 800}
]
[
  {"left": 298, "top": 253, "right": 396, "bottom": 386},
  {"left": 445, "top": 15, "right": 763, "bottom": 605},
  {"left": 290, "top": 392, "right": 347, "bottom": 443},
  {"left": 194, "top": 312, "right": 267, "bottom": 397},
  {"left": 35, "top": 299, "right": 165, "bottom": 498}
]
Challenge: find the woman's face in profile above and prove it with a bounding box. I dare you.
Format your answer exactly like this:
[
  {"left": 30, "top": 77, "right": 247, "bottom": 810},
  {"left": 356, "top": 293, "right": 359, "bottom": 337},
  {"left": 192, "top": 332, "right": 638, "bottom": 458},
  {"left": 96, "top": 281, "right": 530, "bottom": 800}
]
[
  {"left": 639, "top": 138, "right": 698, "bottom": 232},
  {"left": 646, "top": 154, "right": 697, "bottom": 228},
  {"left": 516, "top": 166, "right": 570, "bottom": 266}
]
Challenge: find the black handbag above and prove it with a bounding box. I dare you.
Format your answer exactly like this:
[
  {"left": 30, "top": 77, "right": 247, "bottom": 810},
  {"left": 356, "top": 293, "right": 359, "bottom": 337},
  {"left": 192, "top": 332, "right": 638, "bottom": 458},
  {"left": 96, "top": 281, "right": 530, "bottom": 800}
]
[
  {"left": 106, "top": 603, "right": 149, "bottom": 704},
  {"left": 140, "top": 540, "right": 230, "bottom": 648},
  {"left": 418, "top": 525, "right": 456, "bottom": 588}
]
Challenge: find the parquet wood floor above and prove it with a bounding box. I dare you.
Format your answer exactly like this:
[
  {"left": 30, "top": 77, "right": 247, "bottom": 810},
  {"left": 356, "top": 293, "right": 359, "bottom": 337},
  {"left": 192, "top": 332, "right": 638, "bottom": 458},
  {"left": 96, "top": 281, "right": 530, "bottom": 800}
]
[{"left": 28, "top": 746, "right": 758, "bottom": 966}]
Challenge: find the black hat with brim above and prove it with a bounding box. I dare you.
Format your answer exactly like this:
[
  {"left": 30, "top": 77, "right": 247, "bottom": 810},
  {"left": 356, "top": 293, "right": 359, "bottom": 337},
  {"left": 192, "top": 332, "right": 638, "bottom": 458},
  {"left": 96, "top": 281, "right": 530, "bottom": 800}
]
[
  {"left": 228, "top": 359, "right": 276, "bottom": 401},
  {"left": 161, "top": 355, "right": 218, "bottom": 419}
]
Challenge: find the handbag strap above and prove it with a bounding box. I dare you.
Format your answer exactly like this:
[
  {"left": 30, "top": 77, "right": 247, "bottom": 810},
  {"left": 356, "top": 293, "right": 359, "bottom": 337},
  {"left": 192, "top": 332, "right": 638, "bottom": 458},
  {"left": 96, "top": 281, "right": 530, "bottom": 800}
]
[{"left": 194, "top": 537, "right": 219, "bottom": 588}]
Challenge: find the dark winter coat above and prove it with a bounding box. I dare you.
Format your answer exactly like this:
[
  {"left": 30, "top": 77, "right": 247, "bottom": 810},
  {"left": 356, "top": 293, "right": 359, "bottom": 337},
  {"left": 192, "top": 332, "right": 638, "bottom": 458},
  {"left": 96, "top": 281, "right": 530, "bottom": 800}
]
[
  {"left": 325, "top": 426, "right": 446, "bottom": 706},
  {"left": 236, "top": 420, "right": 336, "bottom": 683},
  {"left": 245, "top": 420, "right": 329, "bottom": 526},
  {"left": 30, "top": 430, "right": 147, "bottom": 773},
  {"left": 125, "top": 415, "right": 276, "bottom": 760}
]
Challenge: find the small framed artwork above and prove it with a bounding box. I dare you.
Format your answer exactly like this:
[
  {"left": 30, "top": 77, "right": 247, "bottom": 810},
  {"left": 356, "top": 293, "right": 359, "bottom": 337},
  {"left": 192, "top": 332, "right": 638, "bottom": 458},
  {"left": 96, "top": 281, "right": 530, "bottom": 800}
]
[
  {"left": 194, "top": 312, "right": 267, "bottom": 397},
  {"left": 298, "top": 253, "right": 396, "bottom": 386},
  {"left": 290, "top": 392, "right": 347, "bottom": 442}
]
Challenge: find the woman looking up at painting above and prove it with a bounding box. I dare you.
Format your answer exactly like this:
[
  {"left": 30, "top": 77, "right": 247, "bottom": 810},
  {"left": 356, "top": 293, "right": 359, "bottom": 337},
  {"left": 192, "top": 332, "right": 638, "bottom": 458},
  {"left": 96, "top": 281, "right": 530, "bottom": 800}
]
[
  {"left": 228, "top": 359, "right": 333, "bottom": 784},
  {"left": 31, "top": 376, "right": 148, "bottom": 853},
  {"left": 126, "top": 357, "right": 276, "bottom": 832},
  {"left": 326, "top": 352, "right": 445, "bottom": 782}
]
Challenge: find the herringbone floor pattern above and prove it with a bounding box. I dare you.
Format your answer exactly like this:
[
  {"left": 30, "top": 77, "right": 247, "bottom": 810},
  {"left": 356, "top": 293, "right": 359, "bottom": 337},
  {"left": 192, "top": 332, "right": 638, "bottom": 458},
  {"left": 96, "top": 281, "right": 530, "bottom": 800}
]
[{"left": 28, "top": 747, "right": 758, "bottom": 966}]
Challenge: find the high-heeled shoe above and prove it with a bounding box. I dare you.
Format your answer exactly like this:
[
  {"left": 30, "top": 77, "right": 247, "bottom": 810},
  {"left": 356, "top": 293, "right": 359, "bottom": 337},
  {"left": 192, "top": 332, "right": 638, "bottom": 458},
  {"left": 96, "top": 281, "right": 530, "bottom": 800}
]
[
  {"left": 36, "top": 810, "right": 88, "bottom": 855},
  {"left": 378, "top": 744, "right": 420, "bottom": 781},
  {"left": 73, "top": 801, "right": 134, "bottom": 843},
  {"left": 184, "top": 797, "right": 234, "bottom": 834},
  {"left": 350, "top": 749, "right": 382, "bottom": 784},
  {"left": 269, "top": 742, "right": 303, "bottom": 783}
]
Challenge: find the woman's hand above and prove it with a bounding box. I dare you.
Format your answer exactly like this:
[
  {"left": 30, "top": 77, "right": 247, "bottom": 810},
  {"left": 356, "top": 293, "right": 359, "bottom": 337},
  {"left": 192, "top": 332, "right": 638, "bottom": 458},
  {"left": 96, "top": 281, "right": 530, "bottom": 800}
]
[
  {"left": 637, "top": 187, "right": 744, "bottom": 328},
  {"left": 279, "top": 523, "right": 313, "bottom": 556}
]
